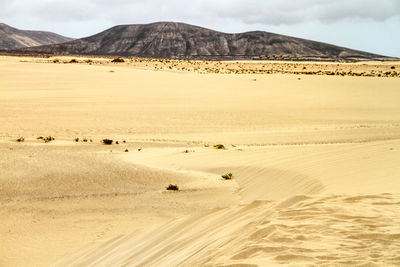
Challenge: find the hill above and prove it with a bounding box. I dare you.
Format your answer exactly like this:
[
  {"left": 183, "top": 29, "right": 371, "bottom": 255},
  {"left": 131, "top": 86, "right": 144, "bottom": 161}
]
[
  {"left": 0, "top": 23, "right": 73, "bottom": 50},
  {"left": 15, "top": 22, "right": 390, "bottom": 61}
]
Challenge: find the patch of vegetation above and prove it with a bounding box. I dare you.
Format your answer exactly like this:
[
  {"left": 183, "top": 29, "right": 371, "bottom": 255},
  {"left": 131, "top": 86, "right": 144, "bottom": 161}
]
[
  {"left": 166, "top": 184, "right": 179, "bottom": 191},
  {"left": 111, "top": 57, "right": 125, "bottom": 63},
  {"left": 116, "top": 141, "right": 119, "bottom": 145},
  {"left": 391, "top": 66, "right": 396, "bottom": 69},
  {"left": 74, "top": 137, "right": 79, "bottom": 142},
  {"left": 37, "top": 136, "right": 44, "bottom": 140},
  {"left": 124, "top": 149, "right": 129, "bottom": 152},
  {"left": 83, "top": 138, "right": 88, "bottom": 142},
  {"left": 102, "top": 139, "right": 113, "bottom": 145},
  {"left": 69, "top": 59, "right": 78, "bottom": 63},
  {"left": 222, "top": 173, "right": 233, "bottom": 180},
  {"left": 53, "top": 59, "right": 60, "bottom": 63},
  {"left": 214, "top": 144, "right": 225, "bottom": 150},
  {"left": 16, "top": 137, "right": 24, "bottom": 142},
  {"left": 43, "top": 136, "right": 54, "bottom": 143}
]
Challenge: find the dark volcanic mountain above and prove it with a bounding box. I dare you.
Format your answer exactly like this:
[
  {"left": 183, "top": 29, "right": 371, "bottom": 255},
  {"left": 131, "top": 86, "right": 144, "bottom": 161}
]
[
  {"left": 0, "top": 23, "right": 73, "bottom": 50},
  {"left": 16, "top": 22, "right": 387, "bottom": 60}
]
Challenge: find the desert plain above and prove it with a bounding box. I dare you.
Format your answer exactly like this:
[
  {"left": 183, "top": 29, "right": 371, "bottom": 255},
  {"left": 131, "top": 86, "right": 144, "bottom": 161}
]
[{"left": 1, "top": 55, "right": 400, "bottom": 266}]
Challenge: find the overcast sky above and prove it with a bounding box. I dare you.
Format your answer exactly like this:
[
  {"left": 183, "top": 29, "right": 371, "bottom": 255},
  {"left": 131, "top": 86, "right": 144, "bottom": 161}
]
[{"left": 1, "top": 0, "right": 399, "bottom": 57}]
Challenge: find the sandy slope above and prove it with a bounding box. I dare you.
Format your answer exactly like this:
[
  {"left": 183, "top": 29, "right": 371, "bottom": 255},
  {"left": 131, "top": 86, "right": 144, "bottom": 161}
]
[
  {"left": 1, "top": 56, "right": 400, "bottom": 266},
  {"left": 54, "top": 194, "right": 400, "bottom": 266},
  {"left": 52, "top": 140, "right": 400, "bottom": 266}
]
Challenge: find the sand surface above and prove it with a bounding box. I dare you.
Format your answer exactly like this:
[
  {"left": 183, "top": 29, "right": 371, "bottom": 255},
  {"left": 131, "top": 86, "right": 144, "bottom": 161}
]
[{"left": 1, "top": 56, "right": 400, "bottom": 266}]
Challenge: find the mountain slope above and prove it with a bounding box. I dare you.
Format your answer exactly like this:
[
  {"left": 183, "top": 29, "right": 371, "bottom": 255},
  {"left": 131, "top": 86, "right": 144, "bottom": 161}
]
[
  {"left": 0, "top": 23, "right": 74, "bottom": 50},
  {"left": 17, "top": 22, "right": 387, "bottom": 60}
]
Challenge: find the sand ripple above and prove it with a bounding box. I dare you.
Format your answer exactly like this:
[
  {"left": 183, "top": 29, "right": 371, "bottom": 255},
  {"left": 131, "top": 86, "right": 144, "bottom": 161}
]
[{"left": 54, "top": 193, "right": 400, "bottom": 266}]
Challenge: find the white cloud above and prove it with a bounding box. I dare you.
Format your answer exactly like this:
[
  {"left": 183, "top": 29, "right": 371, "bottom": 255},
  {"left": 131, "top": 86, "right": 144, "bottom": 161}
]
[{"left": 3, "top": 0, "right": 399, "bottom": 25}]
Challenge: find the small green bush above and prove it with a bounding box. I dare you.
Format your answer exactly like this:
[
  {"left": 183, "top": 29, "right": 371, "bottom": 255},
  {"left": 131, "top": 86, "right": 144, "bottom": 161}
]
[
  {"left": 102, "top": 139, "right": 113, "bottom": 145},
  {"left": 74, "top": 137, "right": 79, "bottom": 142},
  {"left": 214, "top": 144, "right": 225, "bottom": 149},
  {"left": 166, "top": 184, "right": 179, "bottom": 191},
  {"left": 222, "top": 173, "right": 233, "bottom": 180},
  {"left": 16, "top": 137, "right": 25, "bottom": 142},
  {"left": 83, "top": 138, "right": 88, "bottom": 142}
]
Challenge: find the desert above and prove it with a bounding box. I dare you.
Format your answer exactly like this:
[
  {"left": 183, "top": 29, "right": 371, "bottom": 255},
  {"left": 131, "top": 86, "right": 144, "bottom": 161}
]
[{"left": 1, "top": 54, "right": 400, "bottom": 266}]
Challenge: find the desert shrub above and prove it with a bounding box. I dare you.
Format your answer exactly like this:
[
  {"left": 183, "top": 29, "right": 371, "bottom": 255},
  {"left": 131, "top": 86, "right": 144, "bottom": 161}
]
[
  {"left": 74, "top": 137, "right": 79, "bottom": 142},
  {"left": 53, "top": 59, "right": 59, "bottom": 63},
  {"left": 44, "top": 136, "right": 54, "bottom": 143},
  {"left": 37, "top": 136, "right": 44, "bottom": 140},
  {"left": 391, "top": 66, "right": 396, "bottom": 69},
  {"left": 69, "top": 59, "right": 78, "bottom": 63},
  {"left": 166, "top": 184, "right": 179, "bottom": 191},
  {"left": 90, "top": 139, "right": 93, "bottom": 142},
  {"left": 111, "top": 57, "right": 125, "bottom": 63},
  {"left": 83, "top": 138, "right": 88, "bottom": 142},
  {"left": 116, "top": 141, "right": 119, "bottom": 145},
  {"left": 214, "top": 144, "right": 225, "bottom": 150},
  {"left": 39, "top": 136, "right": 54, "bottom": 143},
  {"left": 16, "top": 137, "right": 24, "bottom": 142},
  {"left": 222, "top": 173, "right": 233, "bottom": 180},
  {"left": 124, "top": 149, "right": 129, "bottom": 152},
  {"left": 102, "top": 139, "right": 113, "bottom": 145}
]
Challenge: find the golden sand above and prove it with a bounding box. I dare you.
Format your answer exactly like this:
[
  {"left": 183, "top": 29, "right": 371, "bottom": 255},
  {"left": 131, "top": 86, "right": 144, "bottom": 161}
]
[{"left": 1, "top": 56, "right": 400, "bottom": 266}]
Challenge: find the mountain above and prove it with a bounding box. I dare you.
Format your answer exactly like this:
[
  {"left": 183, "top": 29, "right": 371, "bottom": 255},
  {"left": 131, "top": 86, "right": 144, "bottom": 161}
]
[
  {"left": 0, "top": 23, "right": 74, "bottom": 50},
  {"left": 13, "top": 22, "right": 389, "bottom": 60}
]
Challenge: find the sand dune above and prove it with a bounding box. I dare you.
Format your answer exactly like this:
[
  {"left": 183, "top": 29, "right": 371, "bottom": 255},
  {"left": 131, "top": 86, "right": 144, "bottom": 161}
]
[
  {"left": 1, "top": 56, "right": 400, "bottom": 266},
  {"left": 120, "top": 139, "right": 400, "bottom": 201},
  {"left": 54, "top": 194, "right": 400, "bottom": 266}
]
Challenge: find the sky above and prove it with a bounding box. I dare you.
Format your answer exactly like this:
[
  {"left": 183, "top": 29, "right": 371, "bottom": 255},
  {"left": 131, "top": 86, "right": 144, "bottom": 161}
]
[{"left": 1, "top": 0, "right": 399, "bottom": 57}]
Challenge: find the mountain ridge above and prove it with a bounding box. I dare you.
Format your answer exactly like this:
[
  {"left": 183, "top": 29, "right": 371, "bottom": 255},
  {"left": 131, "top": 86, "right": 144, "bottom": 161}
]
[
  {"left": 0, "top": 23, "right": 74, "bottom": 50},
  {"left": 7, "top": 22, "right": 394, "bottom": 60}
]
